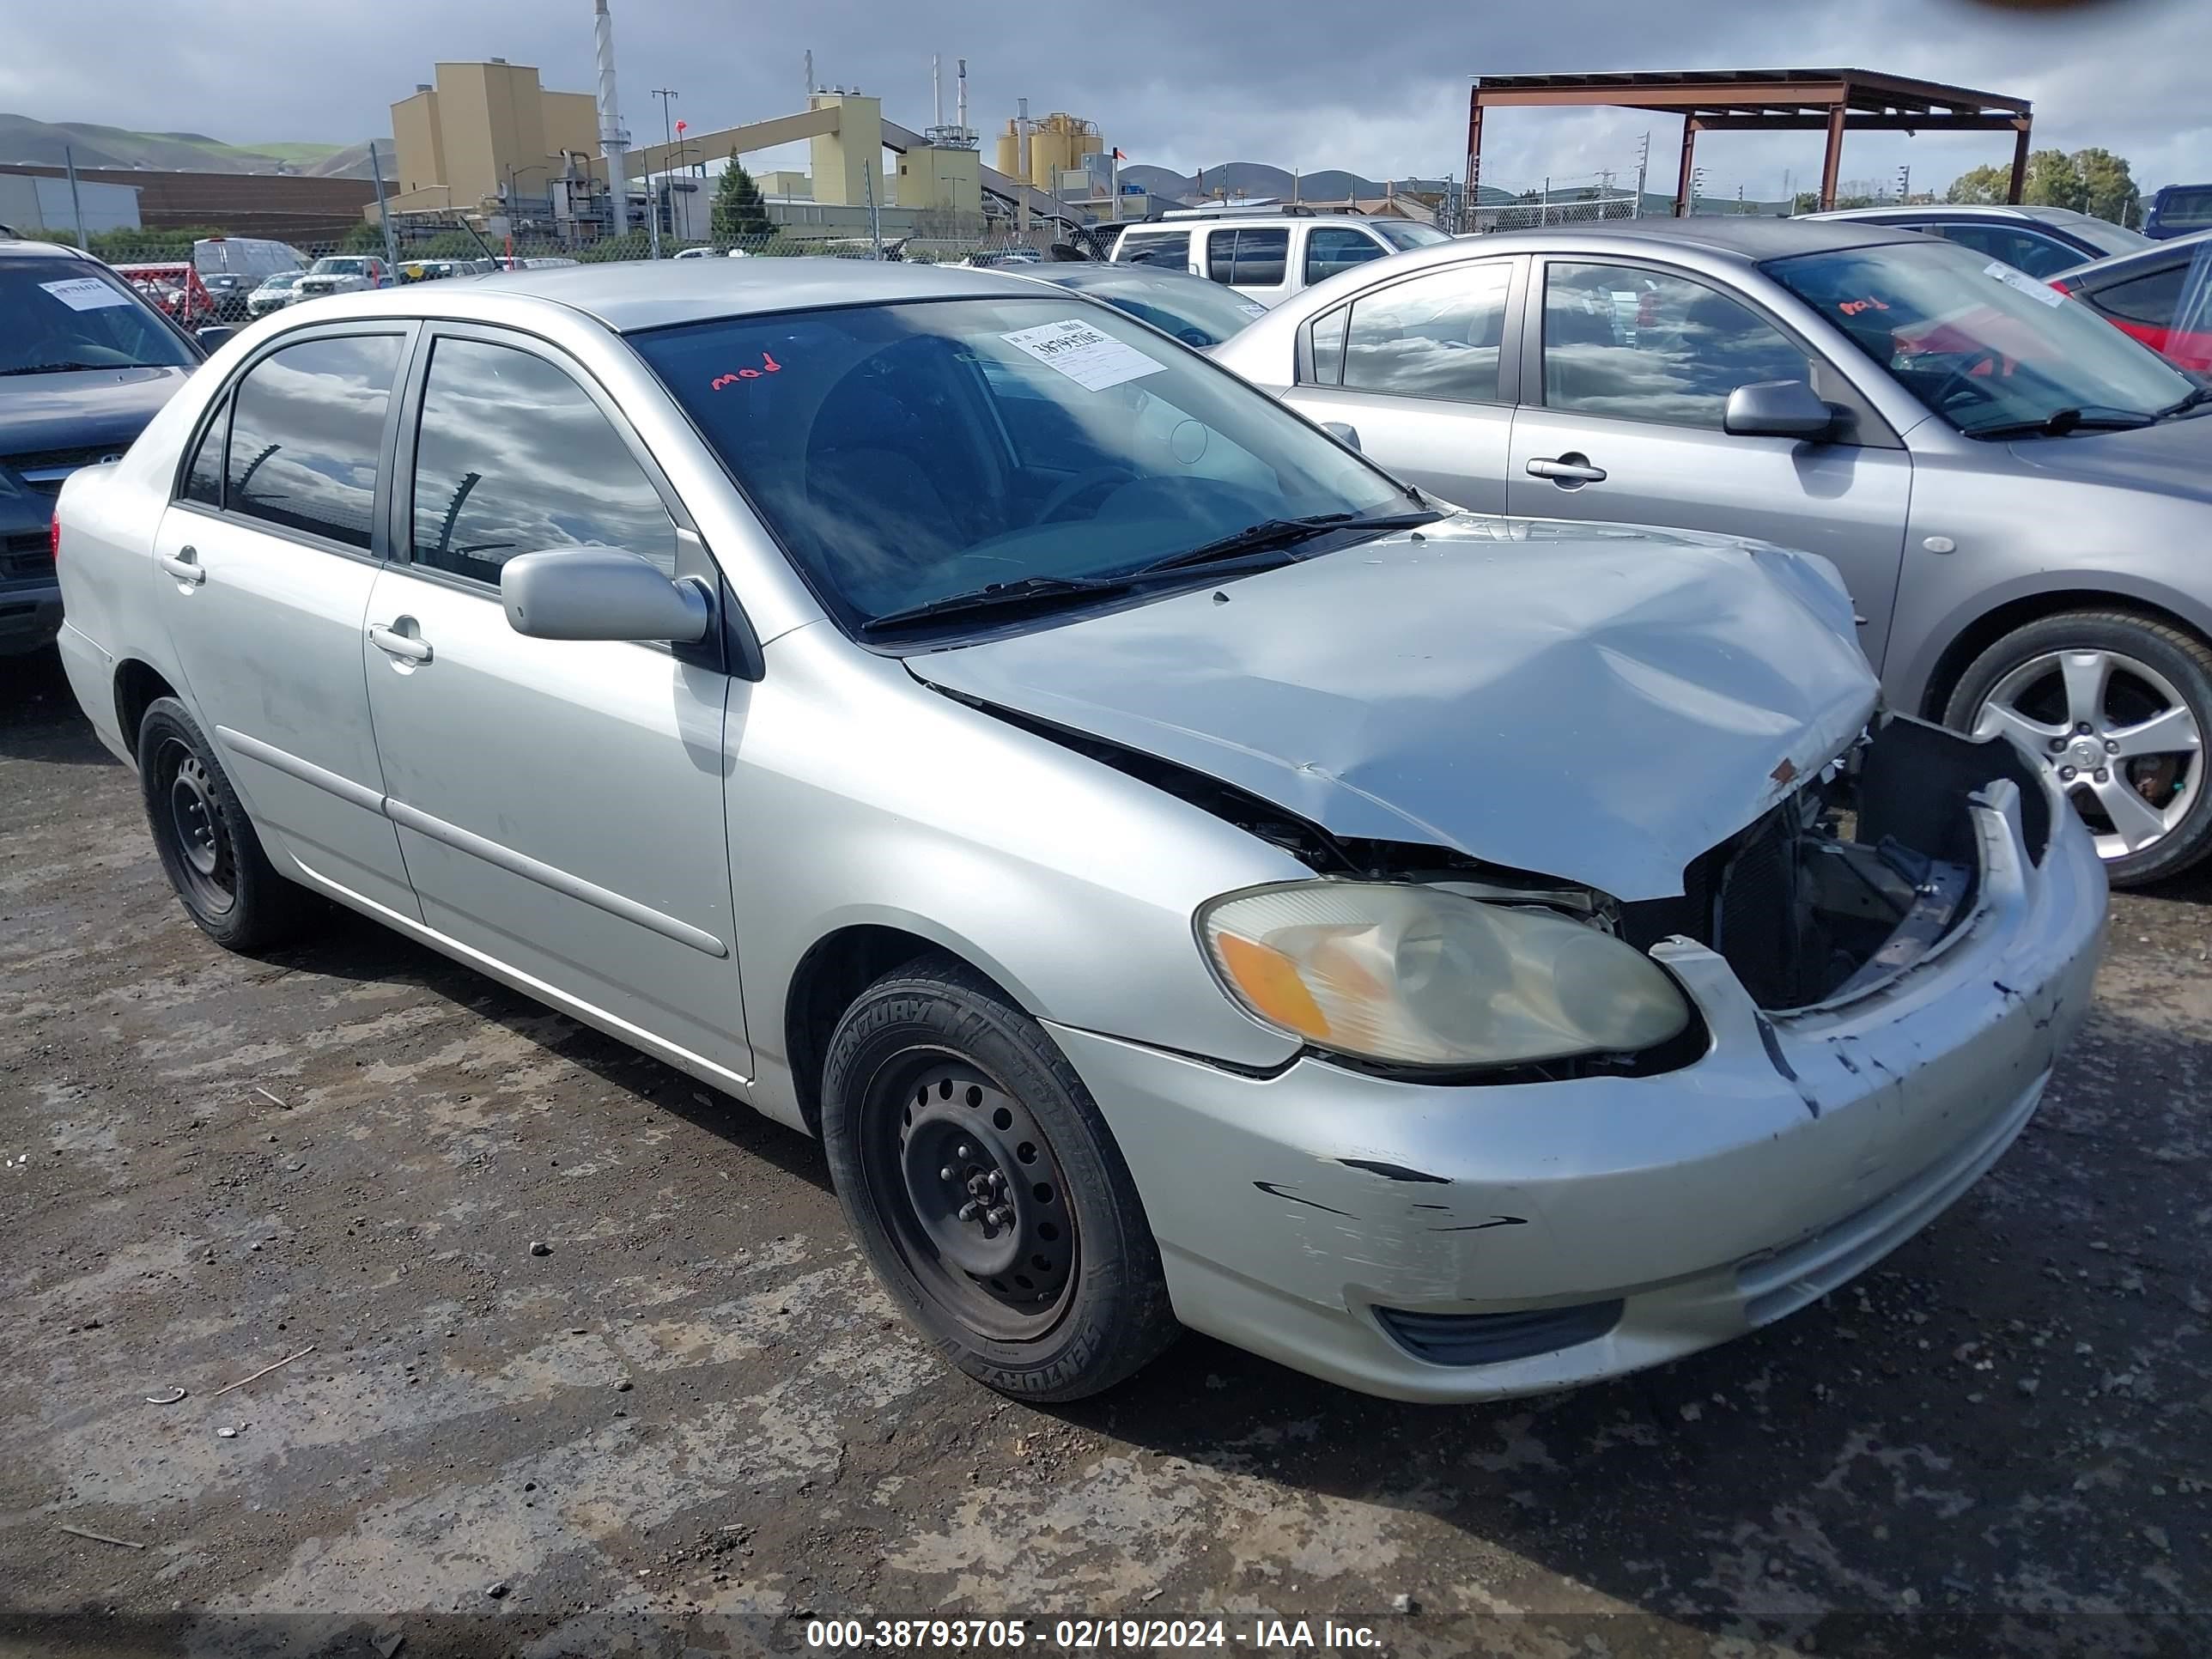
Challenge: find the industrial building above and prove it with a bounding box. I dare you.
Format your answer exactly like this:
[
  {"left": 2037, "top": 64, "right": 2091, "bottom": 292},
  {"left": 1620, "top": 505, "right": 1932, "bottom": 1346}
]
[
  {"left": 386, "top": 58, "right": 602, "bottom": 222},
  {"left": 0, "top": 171, "right": 143, "bottom": 237},
  {"left": 0, "top": 163, "right": 374, "bottom": 242}
]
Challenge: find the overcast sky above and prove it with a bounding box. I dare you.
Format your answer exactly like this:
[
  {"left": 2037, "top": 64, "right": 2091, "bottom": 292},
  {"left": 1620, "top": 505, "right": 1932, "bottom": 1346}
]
[{"left": 4, "top": 0, "right": 2206, "bottom": 198}]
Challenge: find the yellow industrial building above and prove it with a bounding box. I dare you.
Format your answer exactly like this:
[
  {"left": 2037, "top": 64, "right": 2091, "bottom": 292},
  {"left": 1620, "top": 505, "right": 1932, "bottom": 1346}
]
[
  {"left": 994, "top": 112, "right": 1103, "bottom": 191},
  {"left": 387, "top": 60, "right": 600, "bottom": 218}
]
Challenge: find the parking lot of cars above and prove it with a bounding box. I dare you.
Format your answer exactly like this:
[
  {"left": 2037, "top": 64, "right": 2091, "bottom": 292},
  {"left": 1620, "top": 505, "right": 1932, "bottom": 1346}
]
[{"left": 7, "top": 140, "right": 2212, "bottom": 1647}]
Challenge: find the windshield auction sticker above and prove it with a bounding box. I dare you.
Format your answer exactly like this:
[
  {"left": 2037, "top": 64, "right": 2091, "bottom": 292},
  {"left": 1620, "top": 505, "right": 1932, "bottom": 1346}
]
[
  {"left": 1983, "top": 260, "right": 2067, "bottom": 307},
  {"left": 1001, "top": 319, "right": 1166, "bottom": 392},
  {"left": 40, "top": 277, "right": 136, "bottom": 312}
]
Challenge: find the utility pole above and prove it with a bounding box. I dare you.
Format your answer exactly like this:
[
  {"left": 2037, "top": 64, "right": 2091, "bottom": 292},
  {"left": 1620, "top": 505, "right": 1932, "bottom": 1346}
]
[
  {"left": 1633, "top": 131, "right": 1650, "bottom": 219},
  {"left": 1896, "top": 163, "right": 1911, "bottom": 204},
  {"left": 649, "top": 88, "right": 678, "bottom": 256},
  {"left": 1690, "top": 164, "right": 1706, "bottom": 215},
  {"left": 1015, "top": 98, "right": 1031, "bottom": 243},
  {"left": 64, "top": 144, "right": 88, "bottom": 250},
  {"left": 863, "top": 158, "right": 884, "bottom": 258},
  {"left": 368, "top": 140, "right": 399, "bottom": 272}
]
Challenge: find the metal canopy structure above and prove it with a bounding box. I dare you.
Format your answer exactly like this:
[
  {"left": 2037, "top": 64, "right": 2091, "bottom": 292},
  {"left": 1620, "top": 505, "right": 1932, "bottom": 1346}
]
[{"left": 1466, "top": 69, "right": 2034, "bottom": 218}]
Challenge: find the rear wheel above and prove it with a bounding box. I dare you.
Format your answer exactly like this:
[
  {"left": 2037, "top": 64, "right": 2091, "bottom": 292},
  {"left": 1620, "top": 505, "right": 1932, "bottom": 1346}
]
[
  {"left": 137, "top": 697, "right": 322, "bottom": 951},
  {"left": 819, "top": 957, "right": 1178, "bottom": 1400},
  {"left": 1946, "top": 611, "right": 2212, "bottom": 886}
]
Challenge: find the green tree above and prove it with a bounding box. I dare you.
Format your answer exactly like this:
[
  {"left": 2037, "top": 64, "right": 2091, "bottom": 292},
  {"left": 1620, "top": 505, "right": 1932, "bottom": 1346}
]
[
  {"left": 2072, "top": 147, "right": 2141, "bottom": 228},
  {"left": 1944, "top": 164, "right": 2010, "bottom": 205},
  {"left": 711, "top": 155, "right": 774, "bottom": 243},
  {"left": 2024, "top": 149, "right": 2087, "bottom": 212}
]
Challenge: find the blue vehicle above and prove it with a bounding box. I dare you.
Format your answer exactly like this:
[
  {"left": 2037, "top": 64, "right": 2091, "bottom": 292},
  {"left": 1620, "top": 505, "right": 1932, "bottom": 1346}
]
[
  {"left": 2145, "top": 184, "right": 2212, "bottom": 241},
  {"left": 2, "top": 231, "right": 207, "bottom": 656}
]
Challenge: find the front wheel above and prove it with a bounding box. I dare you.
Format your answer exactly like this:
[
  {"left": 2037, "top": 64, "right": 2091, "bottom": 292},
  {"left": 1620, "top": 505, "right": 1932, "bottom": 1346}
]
[
  {"left": 1946, "top": 610, "right": 2212, "bottom": 886},
  {"left": 819, "top": 957, "right": 1178, "bottom": 1400}
]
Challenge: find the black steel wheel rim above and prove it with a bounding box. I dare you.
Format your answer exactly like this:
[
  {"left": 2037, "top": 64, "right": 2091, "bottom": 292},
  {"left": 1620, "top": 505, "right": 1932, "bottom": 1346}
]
[
  {"left": 160, "top": 738, "right": 235, "bottom": 915},
  {"left": 859, "top": 1047, "right": 1079, "bottom": 1344}
]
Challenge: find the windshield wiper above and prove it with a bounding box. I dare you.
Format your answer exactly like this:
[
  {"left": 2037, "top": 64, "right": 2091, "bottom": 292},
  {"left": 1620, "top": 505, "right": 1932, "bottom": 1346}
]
[
  {"left": 1129, "top": 508, "right": 1442, "bottom": 578},
  {"left": 1966, "top": 406, "right": 2156, "bottom": 440},
  {"left": 2154, "top": 384, "right": 2212, "bottom": 420},
  {"left": 0, "top": 362, "right": 115, "bottom": 377},
  {"left": 858, "top": 572, "right": 1134, "bottom": 634}
]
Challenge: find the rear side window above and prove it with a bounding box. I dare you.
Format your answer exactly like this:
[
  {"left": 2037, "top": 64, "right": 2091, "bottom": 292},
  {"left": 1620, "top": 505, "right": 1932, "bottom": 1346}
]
[
  {"left": 2152, "top": 189, "right": 2212, "bottom": 232},
  {"left": 1119, "top": 232, "right": 1189, "bottom": 270},
  {"left": 1341, "top": 262, "right": 1512, "bottom": 403},
  {"left": 1305, "top": 227, "right": 1388, "bottom": 285},
  {"left": 225, "top": 335, "right": 403, "bottom": 550},
  {"left": 180, "top": 398, "right": 227, "bottom": 507},
  {"left": 1927, "top": 222, "right": 2080, "bottom": 280},
  {"left": 1207, "top": 228, "right": 1288, "bottom": 288},
  {"left": 409, "top": 337, "right": 678, "bottom": 586},
  {"left": 2089, "top": 264, "right": 2184, "bottom": 326}
]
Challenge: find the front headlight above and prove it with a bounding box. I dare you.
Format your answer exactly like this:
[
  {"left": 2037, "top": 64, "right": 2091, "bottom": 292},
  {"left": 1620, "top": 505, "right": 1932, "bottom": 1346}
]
[{"left": 1198, "top": 882, "right": 1690, "bottom": 1068}]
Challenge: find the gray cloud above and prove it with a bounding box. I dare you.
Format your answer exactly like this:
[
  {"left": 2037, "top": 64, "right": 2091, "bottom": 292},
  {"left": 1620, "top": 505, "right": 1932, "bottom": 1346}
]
[{"left": 4, "top": 0, "right": 2205, "bottom": 196}]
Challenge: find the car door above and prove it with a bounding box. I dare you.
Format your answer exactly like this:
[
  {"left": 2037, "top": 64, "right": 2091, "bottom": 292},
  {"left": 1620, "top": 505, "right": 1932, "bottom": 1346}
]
[
  {"left": 1301, "top": 225, "right": 1392, "bottom": 290},
  {"left": 360, "top": 325, "right": 750, "bottom": 1080},
  {"left": 1505, "top": 258, "right": 1914, "bottom": 670},
  {"left": 152, "top": 325, "right": 422, "bottom": 919},
  {"left": 1206, "top": 227, "right": 1291, "bottom": 306},
  {"left": 1284, "top": 257, "right": 1520, "bottom": 513}
]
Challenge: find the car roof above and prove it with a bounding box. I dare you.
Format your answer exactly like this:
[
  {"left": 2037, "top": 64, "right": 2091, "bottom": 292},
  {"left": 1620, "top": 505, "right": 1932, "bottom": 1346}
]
[
  {"left": 1121, "top": 216, "right": 1376, "bottom": 234},
  {"left": 1030, "top": 262, "right": 1217, "bottom": 290},
  {"left": 2053, "top": 223, "right": 2212, "bottom": 281},
  {"left": 1464, "top": 214, "right": 1919, "bottom": 260},
  {"left": 280, "top": 254, "right": 1063, "bottom": 335},
  {"left": 0, "top": 234, "right": 98, "bottom": 263},
  {"left": 1805, "top": 204, "right": 2077, "bottom": 228}
]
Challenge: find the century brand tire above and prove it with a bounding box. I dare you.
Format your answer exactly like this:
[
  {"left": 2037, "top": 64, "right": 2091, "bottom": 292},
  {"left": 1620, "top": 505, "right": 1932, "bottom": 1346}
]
[
  {"left": 136, "top": 696, "right": 323, "bottom": 951},
  {"left": 1945, "top": 610, "right": 2212, "bottom": 887},
  {"left": 819, "top": 955, "right": 1179, "bottom": 1401}
]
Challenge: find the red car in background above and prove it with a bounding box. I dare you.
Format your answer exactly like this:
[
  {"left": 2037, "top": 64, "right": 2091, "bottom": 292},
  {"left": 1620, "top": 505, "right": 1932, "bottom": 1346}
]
[
  {"left": 112, "top": 263, "right": 222, "bottom": 330},
  {"left": 2051, "top": 230, "right": 2212, "bottom": 374}
]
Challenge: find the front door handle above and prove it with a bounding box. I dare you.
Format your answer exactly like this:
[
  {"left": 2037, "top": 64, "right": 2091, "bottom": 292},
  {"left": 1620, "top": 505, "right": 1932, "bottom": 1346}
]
[
  {"left": 368, "top": 621, "right": 434, "bottom": 664},
  {"left": 1526, "top": 453, "right": 1607, "bottom": 486},
  {"left": 158, "top": 545, "right": 207, "bottom": 585}
]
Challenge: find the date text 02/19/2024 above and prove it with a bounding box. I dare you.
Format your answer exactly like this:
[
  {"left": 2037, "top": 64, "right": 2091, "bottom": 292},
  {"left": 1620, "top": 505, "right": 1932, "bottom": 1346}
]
[{"left": 802, "top": 1618, "right": 1386, "bottom": 1650}]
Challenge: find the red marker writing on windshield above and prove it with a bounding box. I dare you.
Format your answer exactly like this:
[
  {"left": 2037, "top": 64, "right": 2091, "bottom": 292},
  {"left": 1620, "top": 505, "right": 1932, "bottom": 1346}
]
[{"left": 712, "top": 351, "right": 782, "bottom": 390}]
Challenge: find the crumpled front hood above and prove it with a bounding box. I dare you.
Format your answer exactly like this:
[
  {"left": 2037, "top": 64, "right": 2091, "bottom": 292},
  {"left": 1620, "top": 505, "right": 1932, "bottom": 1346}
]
[{"left": 908, "top": 517, "right": 1878, "bottom": 902}]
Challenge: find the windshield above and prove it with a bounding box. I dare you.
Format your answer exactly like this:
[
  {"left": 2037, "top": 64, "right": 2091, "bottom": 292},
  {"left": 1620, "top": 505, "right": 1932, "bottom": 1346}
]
[
  {"left": 2040, "top": 211, "right": 2152, "bottom": 259},
  {"left": 1, "top": 258, "right": 194, "bottom": 374},
  {"left": 1765, "top": 238, "right": 2193, "bottom": 435},
  {"left": 633, "top": 295, "right": 1407, "bottom": 632},
  {"left": 1052, "top": 271, "right": 1266, "bottom": 347},
  {"left": 1373, "top": 222, "right": 1449, "bottom": 251},
  {"left": 311, "top": 258, "right": 368, "bottom": 276},
  {"left": 258, "top": 272, "right": 301, "bottom": 290}
]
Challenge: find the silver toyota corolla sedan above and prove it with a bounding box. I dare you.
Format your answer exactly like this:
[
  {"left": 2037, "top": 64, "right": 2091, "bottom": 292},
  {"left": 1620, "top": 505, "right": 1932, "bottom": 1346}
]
[
  {"left": 1214, "top": 217, "right": 2212, "bottom": 887},
  {"left": 52, "top": 259, "right": 2105, "bottom": 1403}
]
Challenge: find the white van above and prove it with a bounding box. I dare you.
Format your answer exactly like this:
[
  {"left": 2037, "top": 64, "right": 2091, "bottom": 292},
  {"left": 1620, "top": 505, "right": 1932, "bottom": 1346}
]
[{"left": 1108, "top": 210, "right": 1449, "bottom": 307}]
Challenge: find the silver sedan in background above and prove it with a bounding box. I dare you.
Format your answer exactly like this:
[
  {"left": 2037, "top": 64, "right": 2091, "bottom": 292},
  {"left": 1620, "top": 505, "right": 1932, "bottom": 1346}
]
[
  {"left": 1215, "top": 217, "right": 2212, "bottom": 885},
  {"left": 52, "top": 261, "right": 2103, "bottom": 1402}
]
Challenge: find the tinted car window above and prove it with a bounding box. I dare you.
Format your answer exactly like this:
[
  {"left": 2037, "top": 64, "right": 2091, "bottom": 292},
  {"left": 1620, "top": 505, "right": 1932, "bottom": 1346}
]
[
  {"left": 181, "top": 398, "right": 227, "bottom": 507},
  {"left": 1340, "top": 263, "right": 1512, "bottom": 403},
  {"left": 2, "top": 257, "right": 196, "bottom": 374},
  {"left": 2153, "top": 188, "right": 2212, "bottom": 233},
  {"left": 1304, "top": 228, "right": 1387, "bottom": 285},
  {"left": 1120, "top": 233, "right": 1189, "bottom": 270},
  {"left": 225, "top": 335, "right": 402, "bottom": 549},
  {"left": 2090, "top": 264, "right": 2185, "bottom": 326},
  {"left": 410, "top": 337, "right": 678, "bottom": 585},
  {"left": 1543, "top": 264, "right": 1808, "bottom": 428},
  {"left": 1310, "top": 307, "right": 1348, "bottom": 384},
  {"left": 1928, "top": 223, "right": 2081, "bottom": 280},
  {"left": 1208, "top": 228, "right": 1289, "bottom": 288}
]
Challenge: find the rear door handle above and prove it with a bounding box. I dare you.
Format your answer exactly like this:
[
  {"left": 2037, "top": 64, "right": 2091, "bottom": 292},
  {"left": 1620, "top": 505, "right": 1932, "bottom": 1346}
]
[
  {"left": 368, "top": 622, "right": 433, "bottom": 664},
  {"left": 1526, "top": 454, "right": 1607, "bottom": 485},
  {"left": 158, "top": 545, "right": 206, "bottom": 585}
]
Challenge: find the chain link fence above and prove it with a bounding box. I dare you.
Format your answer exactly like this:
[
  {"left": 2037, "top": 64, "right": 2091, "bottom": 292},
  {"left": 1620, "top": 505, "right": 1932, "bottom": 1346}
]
[{"left": 19, "top": 219, "right": 1074, "bottom": 326}]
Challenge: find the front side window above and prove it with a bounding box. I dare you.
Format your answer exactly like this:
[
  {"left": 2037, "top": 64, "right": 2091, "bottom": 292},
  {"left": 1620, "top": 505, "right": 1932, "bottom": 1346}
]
[
  {"left": 1340, "top": 262, "right": 1512, "bottom": 403},
  {"left": 1, "top": 257, "right": 196, "bottom": 375},
  {"left": 1372, "top": 222, "right": 1449, "bottom": 252},
  {"left": 1119, "top": 233, "right": 1189, "bottom": 270},
  {"left": 1765, "top": 238, "right": 2195, "bottom": 436},
  {"left": 1208, "top": 228, "right": 1288, "bottom": 288},
  {"left": 1542, "top": 264, "right": 1808, "bottom": 428},
  {"left": 1304, "top": 228, "right": 1388, "bottom": 286},
  {"left": 410, "top": 337, "right": 678, "bottom": 585},
  {"left": 225, "top": 335, "right": 403, "bottom": 549},
  {"left": 630, "top": 297, "right": 1405, "bottom": 633}
]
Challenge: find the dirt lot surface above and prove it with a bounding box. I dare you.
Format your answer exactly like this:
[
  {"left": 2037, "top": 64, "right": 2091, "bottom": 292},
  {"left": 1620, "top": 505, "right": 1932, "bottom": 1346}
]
[{"left": 2, "top": 646, "right": 2208, "bottom": 1659}]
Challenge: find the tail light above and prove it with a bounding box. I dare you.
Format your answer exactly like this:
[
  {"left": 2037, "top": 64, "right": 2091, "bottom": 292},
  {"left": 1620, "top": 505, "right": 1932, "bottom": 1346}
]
[{"left": 50, "top": 513, "right": 61, "bottom": 563}]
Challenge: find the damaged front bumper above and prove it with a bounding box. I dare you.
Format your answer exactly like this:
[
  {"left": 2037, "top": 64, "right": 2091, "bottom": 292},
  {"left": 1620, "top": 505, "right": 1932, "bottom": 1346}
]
[{"left": 1051, "top": 726, "right": 2108, "bottom": 1403}]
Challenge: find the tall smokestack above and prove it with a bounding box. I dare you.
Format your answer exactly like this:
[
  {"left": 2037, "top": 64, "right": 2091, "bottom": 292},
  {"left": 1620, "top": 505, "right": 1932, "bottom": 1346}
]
[
  {"left": 805, "top": 49, "right": 814, "bottom": 97},
  {"left": 933, "top": 54, "right": 942, "bottom": 128},
  {"left": 957, "top": 58, "right": 968, "bottom": 134},
  {"left": 594, "top": 0, "right": 629, "bottom": 230}
]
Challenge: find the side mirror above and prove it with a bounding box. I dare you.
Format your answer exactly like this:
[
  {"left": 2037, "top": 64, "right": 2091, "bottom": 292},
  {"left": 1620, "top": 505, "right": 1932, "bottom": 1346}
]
[
  {"left": 1724, "top": 379, "right": 1838, "bottom": 441},
  {"left": 501, "top": 549, "right": 712, "bottom": 644},
  {"left": 195, "top": 325, "right": 238, "bottom": 352},
  {"left": 1321, "top": 421, "right": 1362, "bottom": 453}
]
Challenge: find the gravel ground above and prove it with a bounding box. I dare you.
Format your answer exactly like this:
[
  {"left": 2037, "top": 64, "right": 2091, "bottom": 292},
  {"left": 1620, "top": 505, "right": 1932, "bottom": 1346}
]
[{"left": 1, "top": 645, "right": 2207, "bottom": 1659}]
